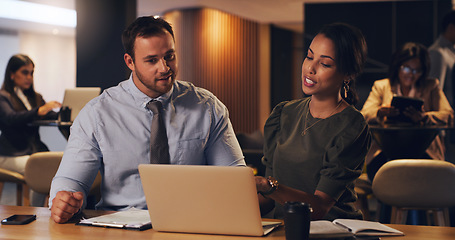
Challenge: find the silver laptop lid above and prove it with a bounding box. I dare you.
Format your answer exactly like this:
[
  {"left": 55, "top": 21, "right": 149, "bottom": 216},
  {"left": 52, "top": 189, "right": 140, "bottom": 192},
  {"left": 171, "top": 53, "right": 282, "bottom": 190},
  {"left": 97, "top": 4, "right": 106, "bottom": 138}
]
[
  {"left": 61, "top": 87, "right": 100, "bottom": 121},
  {"left": 138, "top": 164, "right": 265, "bottom": 236}
]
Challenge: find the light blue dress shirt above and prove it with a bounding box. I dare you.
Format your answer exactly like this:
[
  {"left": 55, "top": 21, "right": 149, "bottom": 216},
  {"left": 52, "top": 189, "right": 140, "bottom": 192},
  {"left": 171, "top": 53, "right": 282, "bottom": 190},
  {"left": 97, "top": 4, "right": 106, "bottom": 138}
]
[{"left": 49, "top": 77, "right": 245, "bottom": 210}]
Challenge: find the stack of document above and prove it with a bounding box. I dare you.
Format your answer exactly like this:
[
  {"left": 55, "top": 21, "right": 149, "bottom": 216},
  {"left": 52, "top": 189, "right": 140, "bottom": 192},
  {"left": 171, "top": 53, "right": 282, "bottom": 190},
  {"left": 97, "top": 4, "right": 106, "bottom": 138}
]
[{"left": 78, "top": 208, "right": 151, "bottom": 231}]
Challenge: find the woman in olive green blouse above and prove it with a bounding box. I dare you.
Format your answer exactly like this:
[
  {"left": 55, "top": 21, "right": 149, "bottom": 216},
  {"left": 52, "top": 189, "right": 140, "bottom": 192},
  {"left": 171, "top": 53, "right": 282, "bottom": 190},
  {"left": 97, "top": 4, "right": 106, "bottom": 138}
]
[{"left": 255, "top": 23, "right": 371, "bottom": 220}]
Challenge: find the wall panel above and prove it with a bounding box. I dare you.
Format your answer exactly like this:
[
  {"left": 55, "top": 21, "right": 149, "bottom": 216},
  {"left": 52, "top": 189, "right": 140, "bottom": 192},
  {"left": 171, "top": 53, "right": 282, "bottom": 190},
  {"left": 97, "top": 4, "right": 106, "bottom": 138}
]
[{"left": 165, "top": 8, "right": 259, "bottom": 133}]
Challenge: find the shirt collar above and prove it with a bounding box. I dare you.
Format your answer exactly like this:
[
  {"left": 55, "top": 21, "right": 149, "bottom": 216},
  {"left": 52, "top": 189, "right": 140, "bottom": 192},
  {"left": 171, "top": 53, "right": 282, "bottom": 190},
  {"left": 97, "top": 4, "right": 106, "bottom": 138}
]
[
  {"left": 14, "top": 87, "right": 32, "bottom": 110},
  {"left": 125, "top": 74, "right": 174, "bottom": 109}
]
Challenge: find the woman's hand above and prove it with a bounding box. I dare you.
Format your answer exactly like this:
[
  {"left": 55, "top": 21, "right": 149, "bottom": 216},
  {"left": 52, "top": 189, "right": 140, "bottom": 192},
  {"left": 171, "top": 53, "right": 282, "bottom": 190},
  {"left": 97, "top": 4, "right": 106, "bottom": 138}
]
[
  {"left": 403, "top": 106, "right": 425, "bottom": 123},
  {"left": 255, "top": 176, "right": 271, "bottom": 194},
  {"left": 38, "top": 101, "right": 61, "bottom": 116},
  {"left": 255, "top": 176, "right": 276, "bottom": 216},
  {"left": 255, "top": 175, "right": 336, "bottom": 220},
  {"left": 377, "top": 106, "right": 400, "bottom": 118}
]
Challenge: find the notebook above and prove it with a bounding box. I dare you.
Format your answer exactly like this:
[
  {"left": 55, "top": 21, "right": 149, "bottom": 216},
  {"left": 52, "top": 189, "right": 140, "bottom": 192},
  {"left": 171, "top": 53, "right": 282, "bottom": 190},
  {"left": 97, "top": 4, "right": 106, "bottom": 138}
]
[
  {"left": 60, "top": 87, "right": 101, "bottom": 122},
  {"left": 138, "top": 164, "right": 281, "bottom": 236}
]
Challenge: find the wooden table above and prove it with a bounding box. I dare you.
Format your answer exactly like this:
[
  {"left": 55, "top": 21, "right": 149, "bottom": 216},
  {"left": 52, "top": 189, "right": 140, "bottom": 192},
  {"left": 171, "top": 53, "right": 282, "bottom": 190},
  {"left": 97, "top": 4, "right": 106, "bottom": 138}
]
[{"left": 1, "top": 205, "right": 455, "bottom": 239}]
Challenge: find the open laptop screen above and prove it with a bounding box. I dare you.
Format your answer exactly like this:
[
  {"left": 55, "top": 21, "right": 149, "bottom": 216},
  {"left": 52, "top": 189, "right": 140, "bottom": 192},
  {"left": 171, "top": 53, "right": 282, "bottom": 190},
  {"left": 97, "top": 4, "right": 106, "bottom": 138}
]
[
  {"left": 61, "top": 87, "right": 101, "bottom": 122},
  {"left": 138, "top": 164, "right": 279, "bottom": 236}
]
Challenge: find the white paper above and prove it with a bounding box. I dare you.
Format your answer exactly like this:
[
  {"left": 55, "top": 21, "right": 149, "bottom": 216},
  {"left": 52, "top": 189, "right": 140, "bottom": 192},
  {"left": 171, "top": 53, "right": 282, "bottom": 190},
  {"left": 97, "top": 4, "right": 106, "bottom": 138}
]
[{"left": 79, "top": 208, "right": 151, "bottom": 228}]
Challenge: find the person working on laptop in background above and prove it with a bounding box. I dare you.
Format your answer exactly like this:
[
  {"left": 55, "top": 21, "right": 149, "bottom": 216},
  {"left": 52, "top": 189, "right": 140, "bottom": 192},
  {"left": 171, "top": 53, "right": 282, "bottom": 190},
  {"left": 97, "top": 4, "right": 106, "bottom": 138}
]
[
  {"left": 49, "top": 16, "right": 245, "bottom": 223},
  {"left": 0, "top": 54, "right": 61, "bottom": 207},
  {"left": 255, "top": 23, "right": 371, "bottom": 221}
]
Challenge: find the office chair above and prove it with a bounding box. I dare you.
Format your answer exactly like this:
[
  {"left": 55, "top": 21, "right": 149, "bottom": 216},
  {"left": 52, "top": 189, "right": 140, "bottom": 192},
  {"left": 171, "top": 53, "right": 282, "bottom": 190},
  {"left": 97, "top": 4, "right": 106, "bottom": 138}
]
[
  {"left": 24, "top": 151, "right": 101, "bottom": 207},
  {"left": 372, "top": 159, "right": 455, "bottom": 226},
  {"left": 0, "top": 168, "right": 28, "bottom": 206}
]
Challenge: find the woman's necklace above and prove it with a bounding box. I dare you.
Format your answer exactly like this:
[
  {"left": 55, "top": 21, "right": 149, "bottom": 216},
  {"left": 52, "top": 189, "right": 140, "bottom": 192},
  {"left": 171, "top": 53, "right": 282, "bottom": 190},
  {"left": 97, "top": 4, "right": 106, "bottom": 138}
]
[{"left": 301, "top": 99, "right": 343, "bottom": 136}]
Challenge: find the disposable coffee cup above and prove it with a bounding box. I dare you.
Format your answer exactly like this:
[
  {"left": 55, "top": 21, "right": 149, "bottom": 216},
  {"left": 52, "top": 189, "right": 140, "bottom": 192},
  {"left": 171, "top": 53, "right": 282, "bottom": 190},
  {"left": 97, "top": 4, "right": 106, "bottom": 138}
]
[
  {"left": 283, "top": 201, "right": 311, "bottom": 240},
  {"left": 60, "top": 107, "right": 72, "bottom": 122}
]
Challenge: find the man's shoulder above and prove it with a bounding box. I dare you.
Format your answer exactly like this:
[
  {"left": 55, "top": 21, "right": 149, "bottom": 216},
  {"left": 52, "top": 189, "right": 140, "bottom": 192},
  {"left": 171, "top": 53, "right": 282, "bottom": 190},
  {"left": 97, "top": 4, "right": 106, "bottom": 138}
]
[
  {"left": 428, "top": 39, "right": 440, "bottom": 51},
  {"left": 103, "top": 80, "right": 129, "bottom": 95},
  {"left": 93, "top": 80, "right": 129, "bottom": 103},
  {"left": 175, "top": 80, "right": 213, "bottom": 94},
  {"left": 173, "top": 80, "right": 217, "bottom": 102},
  {"left": 429, "top": 36, "right": 453, "bottom": 52},
  {"left": 428, "top": 43, "right": 444, "bottom": 57}
]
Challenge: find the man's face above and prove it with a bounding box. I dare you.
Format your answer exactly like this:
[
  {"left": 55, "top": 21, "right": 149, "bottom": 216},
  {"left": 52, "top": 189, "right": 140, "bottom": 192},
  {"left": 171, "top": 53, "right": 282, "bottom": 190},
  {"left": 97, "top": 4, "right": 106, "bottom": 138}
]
[{"left": 124, "top": 31, "right": 178, "bottom": 98}]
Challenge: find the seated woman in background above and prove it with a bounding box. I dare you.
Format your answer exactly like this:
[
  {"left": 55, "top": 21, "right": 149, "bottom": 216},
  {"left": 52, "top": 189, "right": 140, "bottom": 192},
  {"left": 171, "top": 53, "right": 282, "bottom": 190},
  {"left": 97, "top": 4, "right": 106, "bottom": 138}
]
[
  {"left": 255, "top": 23, "right": 371, "bottom": 221},
  {"left": 0, "top": 54, "right": 61, "bottom": 206},
  {"left": 361, "top": 42, "right": 454, "bottom": 181}
]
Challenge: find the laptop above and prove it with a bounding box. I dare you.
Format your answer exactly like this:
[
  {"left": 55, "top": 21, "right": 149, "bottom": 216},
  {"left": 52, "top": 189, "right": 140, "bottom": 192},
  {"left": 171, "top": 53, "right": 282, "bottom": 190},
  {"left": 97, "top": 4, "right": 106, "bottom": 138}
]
[
  {"left": 60, "top": 87, "right": 101, "bottom": 122},
  {"left": 138, "top": 164, "right": 281, "bottom": 236},
  {"left": 31, "top": 87, "right": 101, "bottom": 126}
]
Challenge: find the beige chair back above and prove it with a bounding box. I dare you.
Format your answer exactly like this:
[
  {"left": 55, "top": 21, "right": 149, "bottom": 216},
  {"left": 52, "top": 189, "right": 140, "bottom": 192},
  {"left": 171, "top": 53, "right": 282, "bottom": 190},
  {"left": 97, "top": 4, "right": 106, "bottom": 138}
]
[
  {"left": 24, "top": 152, "right": 64, "bottom": 195},
  {"left": 372, "top": 159, "right": 455, "bottom": 226},
  {"left": 372, "top": 159, "right": 455, "bottom": 208},
  {"left": 25, "top": 152, "right": 102, "bottom": 203},
  {"left": 0, "top": 168, "right": 25, "bottom": 183},
  {"left": 0, "top": 168, "right": 27, "bottom": 205}
]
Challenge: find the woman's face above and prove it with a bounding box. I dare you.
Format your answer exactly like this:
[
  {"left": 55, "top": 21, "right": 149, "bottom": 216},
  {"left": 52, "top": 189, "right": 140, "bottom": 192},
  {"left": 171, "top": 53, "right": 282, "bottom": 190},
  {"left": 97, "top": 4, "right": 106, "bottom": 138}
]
[
  {"left": 11, "top": 63, "right": 34, "bottom": 91},
  {"left": 398, "top": 57, "right": 422, "bottom": 90},
  {"left": 301, "top": 34, "right": 346, "bottom": 99}
]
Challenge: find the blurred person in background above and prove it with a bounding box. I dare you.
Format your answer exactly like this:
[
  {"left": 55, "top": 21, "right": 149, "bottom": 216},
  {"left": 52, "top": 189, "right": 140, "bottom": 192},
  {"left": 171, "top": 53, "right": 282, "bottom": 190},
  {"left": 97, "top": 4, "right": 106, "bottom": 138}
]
[
  {"left": 429, "top": 10, "right": 455, "bottom": 107},
  {"left": 429, "top": 10, "right": 455, "bottom": 170},
  {"left": 0, "top": 54, "right": 61, "bottom": 206},
  {"left": 361, "top": 42, "right": 453, "bottom": 181}
]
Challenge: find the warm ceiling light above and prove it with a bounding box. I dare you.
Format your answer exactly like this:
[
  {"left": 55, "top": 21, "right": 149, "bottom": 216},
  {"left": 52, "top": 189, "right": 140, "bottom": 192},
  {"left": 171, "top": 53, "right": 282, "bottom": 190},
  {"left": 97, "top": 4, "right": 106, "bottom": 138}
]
[{"left": 0, "top": 0, "right": 76, "bottom": 28}]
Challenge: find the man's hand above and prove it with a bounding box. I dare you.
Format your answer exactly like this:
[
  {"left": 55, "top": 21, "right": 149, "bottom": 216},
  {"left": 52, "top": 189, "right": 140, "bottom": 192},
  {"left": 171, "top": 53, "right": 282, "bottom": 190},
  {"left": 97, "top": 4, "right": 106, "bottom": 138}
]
[{"left": 51, "top": 191, "right": 84, "bottom": 223}]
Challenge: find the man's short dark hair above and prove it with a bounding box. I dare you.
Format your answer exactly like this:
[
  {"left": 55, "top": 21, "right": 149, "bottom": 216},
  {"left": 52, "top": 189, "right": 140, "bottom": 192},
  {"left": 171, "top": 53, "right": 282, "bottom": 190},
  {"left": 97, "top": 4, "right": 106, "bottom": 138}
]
[
  {"left": 122, "top": 16, "right": 175, "bottom": 61},
  {"left": 442, "top": 10, "right": 455, "bottom": 33}
]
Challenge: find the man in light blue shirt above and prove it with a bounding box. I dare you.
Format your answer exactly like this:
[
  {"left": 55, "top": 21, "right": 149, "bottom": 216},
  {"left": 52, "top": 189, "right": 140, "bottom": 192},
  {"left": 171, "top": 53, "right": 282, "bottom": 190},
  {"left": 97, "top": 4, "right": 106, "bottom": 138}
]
[{"left": 49, "top": 16, "right": 245, "bottom": 223}]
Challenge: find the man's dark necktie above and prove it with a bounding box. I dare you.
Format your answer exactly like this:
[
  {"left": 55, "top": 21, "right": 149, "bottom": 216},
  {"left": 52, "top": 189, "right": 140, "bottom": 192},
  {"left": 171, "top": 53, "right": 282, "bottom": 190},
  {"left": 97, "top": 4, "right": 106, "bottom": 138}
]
[{"left": 146, "top": 100, "right": 170, "bottom": 164}]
